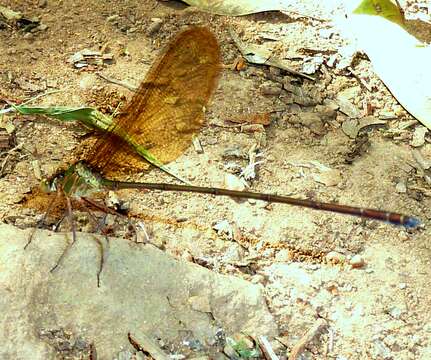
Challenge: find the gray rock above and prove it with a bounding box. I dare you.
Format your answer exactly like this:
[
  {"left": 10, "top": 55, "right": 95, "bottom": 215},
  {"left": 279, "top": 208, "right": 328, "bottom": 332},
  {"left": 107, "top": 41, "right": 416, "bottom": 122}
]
[{"left": 0, "top": 224, "right": 276, "bottom": 359}]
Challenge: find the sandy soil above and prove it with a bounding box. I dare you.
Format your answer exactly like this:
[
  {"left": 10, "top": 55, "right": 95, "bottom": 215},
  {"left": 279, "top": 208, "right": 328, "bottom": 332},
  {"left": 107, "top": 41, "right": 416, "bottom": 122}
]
[{"left": 1, "top": 0, "right": 430, "bottom": 359}]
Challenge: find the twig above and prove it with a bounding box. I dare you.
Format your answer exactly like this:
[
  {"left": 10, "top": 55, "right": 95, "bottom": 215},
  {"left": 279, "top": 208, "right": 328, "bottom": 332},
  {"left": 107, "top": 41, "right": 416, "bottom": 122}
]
[
  {"left": 258, "top": 336, "right": 280, "bottom": 360},
  {"left": 266, "top": 58, "right": 315, "bottom": 81},
  {"left": 96, "top": 72, "right": 137, "bottom": 92},
  {"left": 347, "top": 66, "right": 373, "bottom": 92},
  {"left": 128, "top": 332, "right": 169, "bottom": 360},
  {"left": 229, "top": 28, "right": 314, "bottom": 81},
  {"left": 289, "top": 318, "right": 328, "bottom": 360}
]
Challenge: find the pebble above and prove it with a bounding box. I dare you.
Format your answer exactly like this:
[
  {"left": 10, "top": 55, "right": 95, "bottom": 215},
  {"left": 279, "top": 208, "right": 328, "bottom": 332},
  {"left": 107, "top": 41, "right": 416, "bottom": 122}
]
[
  {"left": 260, "top": 81, "right": 282, "bottom": 96},
  {"left": 269, "top": 66, "right": 281, "bottom": 76},
  {"left": 223, "top": 244, "right": 244, "bottom": 263},
  {"left": 395, "top": 181, "right": 407, "bottom": 193},
  {"left": 148, "top": 18, "right": 163, "bottom": 35},
  {"left": 23, "top": 32, "right": 34, "bottom": 40},
  {"left": 350, "top": 255, "right": 365, "bottom": 268},
  {"left": 326, "top": 251, "right": 346, "bottom": 264},
  {"left": 286, "top": 104, "right": 301, "bottom": 114},
  {"left": 297, "top": 112, "right": 325, "bottom": 135},
  {"left": 37, "top": 24, "right": 48, "bottom": 31},
  {"left": 106, "top": 14, "right": 119, "bottom": 23},
  {"left": 411, "top": 126, "right": 428, "bottom": 147},
  {"left": 315, "top": 104, "right": 337, "bottom": 122},
  {"left": 398, "top": 231, "right": 409, "bottom": 242},
  {"left": 325, "top": 281, "right": 339, "bottom": 294},
  {"left": 224, "top": 173, "right": 245, "bottom": 191},
  {"left": 305, "top": 264, "right": 320, "bottom": 271},
  {"left": 389, "top": 306, "right": 404, "bottom": 319}
]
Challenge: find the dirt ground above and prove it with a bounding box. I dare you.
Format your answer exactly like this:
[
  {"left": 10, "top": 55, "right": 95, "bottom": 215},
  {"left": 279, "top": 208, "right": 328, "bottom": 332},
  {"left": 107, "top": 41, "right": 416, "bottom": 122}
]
[{"left": 1, "top": 0, "right": 430, "bottom": 359}]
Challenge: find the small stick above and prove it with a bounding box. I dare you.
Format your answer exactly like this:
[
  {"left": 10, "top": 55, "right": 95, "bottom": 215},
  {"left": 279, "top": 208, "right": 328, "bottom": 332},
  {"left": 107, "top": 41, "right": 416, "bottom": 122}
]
[
  {"left": 81, "top": 196, "right": 121, "bottom": 215},
  {"left": 266, "top": 58, "right": 315, "bottom": 81},
  {"left": 289, "top": 318, "right": 328, "bottom": 360},
  {"left": 348, "top": 67, "right": 373, "bottom": 92},
  {"left": 96, "top": 72, "right": 137, "bottom": 92},
  {"left": 258, "top": 336, "right": 280, "bottom": 360}
]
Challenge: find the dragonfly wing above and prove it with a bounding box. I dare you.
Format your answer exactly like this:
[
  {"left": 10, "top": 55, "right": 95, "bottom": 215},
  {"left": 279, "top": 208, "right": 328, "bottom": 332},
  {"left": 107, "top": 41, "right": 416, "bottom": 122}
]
[{"left": 88, "top": 27, "right": 221, "bottom": 175}]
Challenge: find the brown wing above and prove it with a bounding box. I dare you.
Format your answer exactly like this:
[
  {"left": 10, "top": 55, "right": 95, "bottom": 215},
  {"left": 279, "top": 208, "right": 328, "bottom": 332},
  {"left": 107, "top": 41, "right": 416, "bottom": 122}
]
[{"left": 87, "top": 27, "right": 221, "bottom": 176}]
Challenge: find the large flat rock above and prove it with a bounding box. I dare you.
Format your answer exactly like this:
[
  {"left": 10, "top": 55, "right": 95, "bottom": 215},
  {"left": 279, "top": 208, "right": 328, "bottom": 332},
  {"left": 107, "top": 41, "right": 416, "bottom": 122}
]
[{"left": 0, "top": 224, "right": 276, "bottom": 359}]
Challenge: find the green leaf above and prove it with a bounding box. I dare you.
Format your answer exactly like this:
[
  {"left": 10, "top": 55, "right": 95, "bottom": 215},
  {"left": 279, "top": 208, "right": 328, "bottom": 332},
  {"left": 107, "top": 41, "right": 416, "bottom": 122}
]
[{"left": 353, "top": 0, "right": 405, "bottom": 26}]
